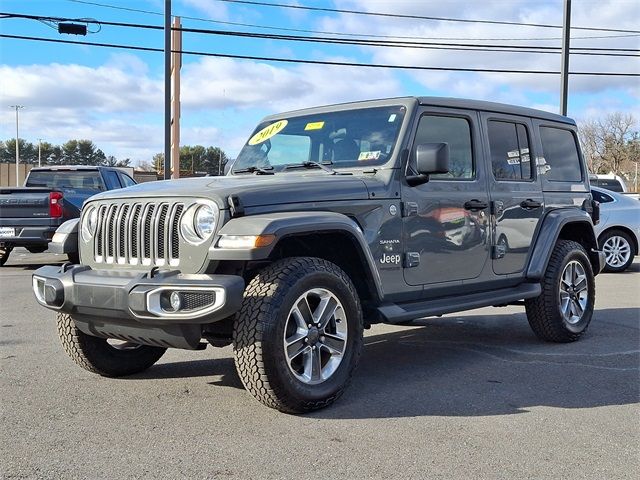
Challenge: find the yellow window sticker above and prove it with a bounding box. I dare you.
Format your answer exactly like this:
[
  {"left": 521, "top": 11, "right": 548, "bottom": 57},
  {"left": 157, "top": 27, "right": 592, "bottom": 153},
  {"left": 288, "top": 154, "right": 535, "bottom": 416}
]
[
  {"left": 248, "top": 120, "right": 288, "bottom": 146},
  {"left": 304, "top": 121, "right": 325, "bottom": 131},
  {"left": 358, "top": 151, "right": 381, "bottom": 161}
]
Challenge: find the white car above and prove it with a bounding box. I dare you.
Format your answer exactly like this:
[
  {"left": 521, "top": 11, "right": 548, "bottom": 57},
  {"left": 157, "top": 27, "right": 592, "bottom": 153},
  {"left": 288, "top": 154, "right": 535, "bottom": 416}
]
[{"left": 592, "top": 187, "right": 640, "bottom": 272}]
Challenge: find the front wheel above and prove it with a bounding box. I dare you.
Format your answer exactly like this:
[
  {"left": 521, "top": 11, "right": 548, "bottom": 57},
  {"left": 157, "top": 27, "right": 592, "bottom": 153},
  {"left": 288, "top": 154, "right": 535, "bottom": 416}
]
[
  {"left": 525, "top": 240, "right": 595, "bottom": 342},
  {"left": 233, "top": 257, "right": 363, "bottom": 413},
  {"left": 56, "top": 313, "right": 167, "bottom": 376}
]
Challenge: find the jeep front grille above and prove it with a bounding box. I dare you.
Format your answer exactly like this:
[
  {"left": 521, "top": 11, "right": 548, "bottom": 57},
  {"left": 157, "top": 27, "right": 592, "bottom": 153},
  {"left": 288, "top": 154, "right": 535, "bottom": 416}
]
[{"left": 94, "top": 202, "right": 184, "bottom": 266}]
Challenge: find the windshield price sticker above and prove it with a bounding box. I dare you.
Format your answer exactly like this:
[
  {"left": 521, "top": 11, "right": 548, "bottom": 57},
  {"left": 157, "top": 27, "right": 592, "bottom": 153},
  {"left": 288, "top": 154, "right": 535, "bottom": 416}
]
[
  {"left": 248, "top": 120, "right": 288, "bottom": 145},
  {"left": 358, "top": 151, "right": 381, "bottom": 161},
  {"left": 304, "top": 121, "right": 325, "bottom": 131}
]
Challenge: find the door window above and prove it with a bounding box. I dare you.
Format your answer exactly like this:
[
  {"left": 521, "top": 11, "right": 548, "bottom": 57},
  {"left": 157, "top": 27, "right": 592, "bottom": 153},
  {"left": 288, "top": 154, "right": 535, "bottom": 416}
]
[
  {"left": 488, "top": 121, "right": 532, "bottom": 181},
  {"left": 540, "top": 127, "right": 582, "bottom": 182},
  {"left": 103, "top": 170, "right": 122, "bottom": 189},
  {"left": 413, "top": 115, "right": 473, "bottom": 180}
]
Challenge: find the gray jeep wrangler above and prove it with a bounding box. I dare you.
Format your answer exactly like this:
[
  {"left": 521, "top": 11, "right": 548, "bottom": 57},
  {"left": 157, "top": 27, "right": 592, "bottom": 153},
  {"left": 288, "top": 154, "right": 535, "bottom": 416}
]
[{"left": 33, "top": 97, "right": 604, "bottom": 413}]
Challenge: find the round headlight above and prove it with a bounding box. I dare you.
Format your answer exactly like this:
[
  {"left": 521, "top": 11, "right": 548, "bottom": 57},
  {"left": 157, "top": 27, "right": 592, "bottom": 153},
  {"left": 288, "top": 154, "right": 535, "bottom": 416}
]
[
  {"left": 194, "top": 205, "right": 216, "bottom": 238},
  {"left": 81, "top": 206, "right": 98, "bottom": 242},
  {"left": 180, "top": 202, "right": 218, "bottom": 244}
]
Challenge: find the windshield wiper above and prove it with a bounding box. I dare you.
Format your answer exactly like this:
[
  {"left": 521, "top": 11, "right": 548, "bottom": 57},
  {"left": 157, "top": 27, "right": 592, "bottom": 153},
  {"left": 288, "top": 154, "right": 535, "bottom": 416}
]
[
  {"left": 233, "top": 166, "right": 274, "bottom": 175},
  {"left": 284, "top": 161, "right": 351, "bottom": 175}
]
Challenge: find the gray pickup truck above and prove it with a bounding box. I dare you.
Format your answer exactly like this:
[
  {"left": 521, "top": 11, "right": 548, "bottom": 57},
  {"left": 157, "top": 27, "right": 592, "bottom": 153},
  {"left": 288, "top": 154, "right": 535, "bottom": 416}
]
[
  {"left": 0, "top": 166, "right": 136, "bottom": 265},
  {"left": 33, "top": 97, "right": 604, "bottom": 413}
]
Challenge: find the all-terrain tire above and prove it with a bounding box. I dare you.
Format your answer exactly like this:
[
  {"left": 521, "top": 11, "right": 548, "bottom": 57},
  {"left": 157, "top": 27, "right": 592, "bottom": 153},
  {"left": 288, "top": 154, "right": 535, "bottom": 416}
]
[
  {"left": 525, "top": 240, "right": 595, "bottom": 342},
  {"left": 233, "top": 257, "right": 363, "bottom": 413},
  {"left": 56, "top": 313, "right": 167, "bottom": 376}
]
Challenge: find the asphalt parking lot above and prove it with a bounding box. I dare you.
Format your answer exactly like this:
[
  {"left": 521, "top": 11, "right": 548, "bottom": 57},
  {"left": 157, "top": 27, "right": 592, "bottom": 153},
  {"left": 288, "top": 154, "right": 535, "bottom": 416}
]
[{"left": 1, "top": 248, "right": 638, "bottom": 479}]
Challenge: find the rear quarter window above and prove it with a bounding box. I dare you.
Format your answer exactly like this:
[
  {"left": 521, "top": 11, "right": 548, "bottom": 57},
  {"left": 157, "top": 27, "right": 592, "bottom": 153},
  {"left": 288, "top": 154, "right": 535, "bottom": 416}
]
[{"left": 540, "top": 127, "right": 582, "bottom": 182}]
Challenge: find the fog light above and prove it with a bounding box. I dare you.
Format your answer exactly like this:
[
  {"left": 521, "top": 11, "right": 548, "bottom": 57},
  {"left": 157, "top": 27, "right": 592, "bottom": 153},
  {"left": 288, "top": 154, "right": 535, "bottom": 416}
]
[
  {"left": 170, "top": 291, "right": 182, "bottom": 311},
  {"left": 160, "top": 291, "right": 183, "bottom": 312}
]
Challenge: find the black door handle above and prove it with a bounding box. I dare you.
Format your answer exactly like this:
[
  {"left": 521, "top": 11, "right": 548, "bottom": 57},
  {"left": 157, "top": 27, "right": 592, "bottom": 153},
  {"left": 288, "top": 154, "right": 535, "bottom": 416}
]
[
  {"left": 520, "top": 199, "right": 542, "bottom": 209},
  {"left": 464, "top": 199, "right": 488, "bottom": 211}
]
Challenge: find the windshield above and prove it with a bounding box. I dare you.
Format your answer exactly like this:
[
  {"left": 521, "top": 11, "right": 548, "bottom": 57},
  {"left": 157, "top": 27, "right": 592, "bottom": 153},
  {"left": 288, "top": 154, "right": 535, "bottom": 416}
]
[
  {"left": 232, "top": 105, "right": 407, "bottom": 173},
  {"left": 26, "top": 170, "right": 105, "bottom": 192}
]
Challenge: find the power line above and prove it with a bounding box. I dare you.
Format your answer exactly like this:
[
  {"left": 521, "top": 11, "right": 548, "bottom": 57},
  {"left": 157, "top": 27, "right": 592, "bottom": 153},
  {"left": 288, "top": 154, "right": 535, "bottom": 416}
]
[
  {"left": 216, "top": 0, "right": 640, "bottom": 34},
  {"left": 3, "top": 12, "right": 639, "bottom": 56},
  {"left": 1, "top": 33, "right": 638, "bottom": 76},
  {"left": 66, "top": 0, "right": 640, "bottom": 42}
]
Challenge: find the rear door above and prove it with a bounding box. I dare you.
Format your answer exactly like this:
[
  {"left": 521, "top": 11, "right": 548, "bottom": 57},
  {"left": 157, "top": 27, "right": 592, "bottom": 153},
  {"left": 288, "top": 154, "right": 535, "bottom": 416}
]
[
  {"left": 481, "top": 113, "right": 544, "bottom": 275},
  {"left": 402, "top": 107, "right": 491, "bottom": 286}
]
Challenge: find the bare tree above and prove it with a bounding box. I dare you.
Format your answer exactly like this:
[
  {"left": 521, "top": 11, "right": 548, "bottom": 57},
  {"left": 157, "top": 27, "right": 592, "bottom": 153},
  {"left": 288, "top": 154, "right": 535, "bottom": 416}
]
[{"left": 578, "top": 113, "right": 638, "bottom": 177}]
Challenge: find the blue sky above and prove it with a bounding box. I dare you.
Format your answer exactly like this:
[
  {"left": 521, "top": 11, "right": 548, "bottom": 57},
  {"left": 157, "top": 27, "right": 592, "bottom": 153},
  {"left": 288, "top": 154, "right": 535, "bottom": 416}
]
[{"left": 0, "top": 0, "right": 638, "bottom": 165}]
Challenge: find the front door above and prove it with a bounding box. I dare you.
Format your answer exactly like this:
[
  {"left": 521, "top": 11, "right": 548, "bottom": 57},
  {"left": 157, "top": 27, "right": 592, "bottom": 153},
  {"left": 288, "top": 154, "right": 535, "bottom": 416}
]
[
  {"left": 481, "top": 113, "right": 544, "bottom": 275},
  {"left": 402, "top": 108, "right": 491, "bottom": 286}
]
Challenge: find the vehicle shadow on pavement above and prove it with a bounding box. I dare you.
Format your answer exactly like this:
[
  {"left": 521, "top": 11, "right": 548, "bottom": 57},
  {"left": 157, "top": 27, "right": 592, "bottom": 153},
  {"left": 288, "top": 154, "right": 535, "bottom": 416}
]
[
  {"left": 310, "top": 307, "right": 639, "bottom": 419},
  {"left": 131, "top": 356, "right": 244, "bottom": 389}
]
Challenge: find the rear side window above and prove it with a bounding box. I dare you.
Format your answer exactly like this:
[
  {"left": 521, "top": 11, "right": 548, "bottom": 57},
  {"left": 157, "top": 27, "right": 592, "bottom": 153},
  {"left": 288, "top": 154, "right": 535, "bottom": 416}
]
[
  {"left": 540, "top": 127, "right": 582, "bottom": 182},
  {"left": 414, "top": 115, "right": 473, "bottom": 179},
  {"left": 592, "top": 190, "right": 615, "bottom": 203},
  {"left": 488, "top": 121, "right": 532, "bottom": 181}
]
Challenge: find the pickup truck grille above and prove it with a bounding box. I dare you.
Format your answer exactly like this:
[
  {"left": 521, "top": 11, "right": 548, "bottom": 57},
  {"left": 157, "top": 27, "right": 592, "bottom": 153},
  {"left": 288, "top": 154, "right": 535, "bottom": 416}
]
[{"left": 94, "top": 201, "right": 184, "bottom": 267}]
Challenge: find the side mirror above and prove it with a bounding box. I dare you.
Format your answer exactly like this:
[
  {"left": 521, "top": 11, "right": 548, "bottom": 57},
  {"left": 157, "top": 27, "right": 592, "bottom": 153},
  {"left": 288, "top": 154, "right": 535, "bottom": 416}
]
[{"left": 407, "top": 143, "right": 449, "bottom": 186}]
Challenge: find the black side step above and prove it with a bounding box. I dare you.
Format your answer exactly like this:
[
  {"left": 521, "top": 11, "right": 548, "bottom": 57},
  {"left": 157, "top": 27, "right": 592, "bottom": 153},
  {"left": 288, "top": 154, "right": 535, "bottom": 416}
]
[{"left": 378, "top": 283, "right": 541, "bottom": 324}]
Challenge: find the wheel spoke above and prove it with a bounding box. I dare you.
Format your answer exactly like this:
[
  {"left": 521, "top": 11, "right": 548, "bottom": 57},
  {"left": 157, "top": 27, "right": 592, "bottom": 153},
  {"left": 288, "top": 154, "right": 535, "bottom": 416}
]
[
  {"left": 321, "top": 333, "right": 345, "bottom": 354},
  {"left": 286, "top": 334, "right": 307, "bottom": 360},
  {"left": 314, "top": 296, "right": 338, "bottom": 329},
  {"left": 310, "top": 347, "right": 322, "bottom": 381},
  {"left": 295, "top": 297, "right": 314, "bottom": 327}
]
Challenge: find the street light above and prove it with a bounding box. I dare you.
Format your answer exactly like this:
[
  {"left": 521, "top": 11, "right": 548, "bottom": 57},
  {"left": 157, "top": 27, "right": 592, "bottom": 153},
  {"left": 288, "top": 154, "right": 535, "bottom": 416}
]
[
  {"left": 38, "top": 138, "right": 43, "bottom": 167},
  {"left": 9, "top": 105, "right": 24, "bottom": 186}
]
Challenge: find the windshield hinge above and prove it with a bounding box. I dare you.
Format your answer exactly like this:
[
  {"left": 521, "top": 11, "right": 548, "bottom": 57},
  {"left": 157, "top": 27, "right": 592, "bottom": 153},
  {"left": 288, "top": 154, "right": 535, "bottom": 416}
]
[{"left": 228, "top": 195, "right": 244, "bottom": 218}]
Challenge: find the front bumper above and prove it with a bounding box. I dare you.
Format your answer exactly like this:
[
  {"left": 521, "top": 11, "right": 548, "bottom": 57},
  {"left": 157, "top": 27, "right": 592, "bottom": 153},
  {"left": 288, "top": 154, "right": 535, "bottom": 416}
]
[{"left": 32, "top": 264, "right": 245, "bottom": 325}]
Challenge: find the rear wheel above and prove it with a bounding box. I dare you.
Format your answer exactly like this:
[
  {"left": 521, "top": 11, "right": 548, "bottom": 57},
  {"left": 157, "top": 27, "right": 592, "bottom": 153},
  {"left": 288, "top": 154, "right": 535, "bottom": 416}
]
[
  {"left": 600, "top": 229, "right": 634, "bottom": 272},
  {"left": 525, "top": 240, "right": 595, "bottom": 342},
  {"left": 56, "top": 313, "right": 167, "bottom": 376},
  {"left": 233, "top": 257, "right": 363, "bottom": 413},
  {"left": 0, "top": 247, "right": 11, "bottom": 266}
]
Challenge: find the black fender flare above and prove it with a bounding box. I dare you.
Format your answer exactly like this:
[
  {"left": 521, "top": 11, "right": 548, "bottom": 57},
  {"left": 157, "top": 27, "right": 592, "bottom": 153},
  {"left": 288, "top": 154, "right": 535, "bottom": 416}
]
[
  {"left": 209, "top": 211, "right": 383, "bottom": 301},
  {"left": 526, "top": 208, "right": 603, "bottom": 280}
]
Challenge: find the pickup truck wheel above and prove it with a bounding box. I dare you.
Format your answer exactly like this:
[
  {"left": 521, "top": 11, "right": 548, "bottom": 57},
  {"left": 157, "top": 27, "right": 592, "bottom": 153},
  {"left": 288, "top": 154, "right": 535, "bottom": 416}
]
[
  {"left": 525, "top": 240, "right": 595, "bottom": 342},
  {"left": 233, "top": 257, "right": 363, "bottom": 413},
  {"left": 599, "top": 229, "right": 634, "bottom": 272},
  {"left": 0, "top": 247, "right": 10, "bottom": 266},
  {"left": 56, "top": 313, "right": 167, "bottom": 377}
]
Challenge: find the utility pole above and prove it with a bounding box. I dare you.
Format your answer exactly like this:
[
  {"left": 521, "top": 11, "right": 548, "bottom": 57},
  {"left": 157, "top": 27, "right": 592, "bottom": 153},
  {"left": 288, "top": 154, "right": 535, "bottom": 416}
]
[
  {"left": 163, "top": 0, "right": 171, "bottom": 180},
  {"left": 38, "top": 138, "right": 42, "bottom": 167},
  {"left": 9, "top": 105, "right": 24, "bottom": 186},
  {"left": 560, "top": 0, "right": 571, "bottom": 116},
  {"left": 170, "top": 16, "right": 182, "bottom": 179}
]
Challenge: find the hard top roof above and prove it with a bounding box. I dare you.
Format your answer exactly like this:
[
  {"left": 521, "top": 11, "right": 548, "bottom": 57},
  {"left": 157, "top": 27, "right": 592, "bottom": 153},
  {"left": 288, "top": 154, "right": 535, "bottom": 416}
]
[{"left": 263, "top": 96, "right": 575, "bottom": 126}]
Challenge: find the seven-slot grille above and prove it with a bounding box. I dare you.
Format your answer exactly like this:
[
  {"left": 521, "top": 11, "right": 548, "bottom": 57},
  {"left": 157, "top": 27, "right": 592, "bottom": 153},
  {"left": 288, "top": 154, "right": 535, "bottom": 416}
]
[{"left": 94, "top": 202, "right": 184, "bottom": 266}]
